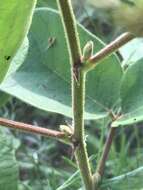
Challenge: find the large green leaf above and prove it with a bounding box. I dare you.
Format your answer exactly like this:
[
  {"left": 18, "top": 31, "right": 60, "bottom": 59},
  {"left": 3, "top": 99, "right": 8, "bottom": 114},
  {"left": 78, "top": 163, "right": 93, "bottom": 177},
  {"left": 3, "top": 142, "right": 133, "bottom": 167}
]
[
  {"left": 0, "top": 0, "right": 36, "bottom": 83},
  {"left": 112, "top": 59, "right": 143, "bottom": 127},
  {"left": 0, "top": 130, "right": 18, "bottom": 190},
  {"left": 0, "top": 8, "right": 122, "bottom": 119},
  {"left": 101, "top": 166, "right": 143, "bottom": 190}
]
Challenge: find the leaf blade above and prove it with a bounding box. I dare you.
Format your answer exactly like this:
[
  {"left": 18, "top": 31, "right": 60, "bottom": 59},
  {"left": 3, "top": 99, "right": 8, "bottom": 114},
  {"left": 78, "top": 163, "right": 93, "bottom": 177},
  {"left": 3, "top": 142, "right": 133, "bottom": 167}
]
[
  {"left": 0, "top": 8, "right": 122, "bottom": 119},
  {"left": 0, "top": 0, "right": 36, "bottom": 82},
  {"left": 0, "top": 130, "right": 18, "bottom": 190},
  {"left": 112, "top": 58, "right": 143, "bottom": 127}
]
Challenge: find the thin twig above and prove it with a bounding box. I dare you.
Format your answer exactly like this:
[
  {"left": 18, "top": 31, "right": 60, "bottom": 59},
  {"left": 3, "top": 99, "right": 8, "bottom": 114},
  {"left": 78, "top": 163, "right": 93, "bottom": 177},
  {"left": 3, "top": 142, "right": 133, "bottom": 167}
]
[
  {"left": 90, "top": 32, "right": 134, "bottom": 63},
  {"left": 96, "top": 127, "right": 116, "bottom": 177},
  {"left": 0, "top": 117, "right": 65, "bottom": 139}
]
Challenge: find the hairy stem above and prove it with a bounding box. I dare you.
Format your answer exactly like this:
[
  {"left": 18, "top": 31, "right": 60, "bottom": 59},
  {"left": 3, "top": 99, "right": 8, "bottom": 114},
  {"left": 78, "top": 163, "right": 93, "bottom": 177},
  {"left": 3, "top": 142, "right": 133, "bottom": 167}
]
[
  {"left": 73, "top": 70, "right": 93, "bottom": 190},
  {"left": 0, "top": 117, "right": 65, "bottom": 140},
  {"left": 57, "top": 0, "right": 93, "bottom": 189},
  {"left": 57, "top": 0, "right": 81, "bottom": 66}
]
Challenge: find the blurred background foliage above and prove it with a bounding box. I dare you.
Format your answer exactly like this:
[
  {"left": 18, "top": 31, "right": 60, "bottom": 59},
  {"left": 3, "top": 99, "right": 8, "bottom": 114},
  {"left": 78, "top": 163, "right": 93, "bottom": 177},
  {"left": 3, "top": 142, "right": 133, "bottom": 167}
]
[{"left": 1, "top": 0, "right": 143, "bottom": 189}]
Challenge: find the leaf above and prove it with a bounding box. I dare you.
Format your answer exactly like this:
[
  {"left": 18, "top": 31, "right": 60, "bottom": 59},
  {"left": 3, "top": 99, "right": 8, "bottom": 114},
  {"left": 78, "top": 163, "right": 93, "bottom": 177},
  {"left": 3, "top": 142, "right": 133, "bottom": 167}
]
[
  {"left": 101, "top": 166, "right": 143, "bottom": 190},
  {"left": 6, "top": 37, "right": 29, "bottom": 77},
  {"left": 119, "top": 38, "right": 143, "bottom": 64},
  {"left": 0, "top": 130, "right": 18, "bottom": 190},
  {"left": 37, "top": 0, "right": 57, "bottom": 9},
  {"left": 112, "top": 59, "right": 143, "bottom": 127},
  {"left": 56, "top": 170, "right": 80, "bottom": 190},
  {"left": 0, "top": 37, "right": 29, "bottom": 108},
  {"left": 0, "top": 8, "right": 122, "bottom": 119},
  {"left": 0, "top": 0, "right": 36, "bottom": 83},
  {"left": 0, "top": 92, "right": 10, "bottom": 107}
]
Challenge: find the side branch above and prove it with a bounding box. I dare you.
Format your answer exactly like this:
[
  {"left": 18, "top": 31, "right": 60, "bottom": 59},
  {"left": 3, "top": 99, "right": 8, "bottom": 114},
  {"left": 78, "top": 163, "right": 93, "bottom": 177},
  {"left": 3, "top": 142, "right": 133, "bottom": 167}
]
[
  {"left": 96, "top": 127, "right": 116, "bottom": 177},
  {"left": 84, "top": 32, "right": 134, "bottom": 72},
  {"left": 0, "top": 117, "right": 65, "bottom": 139}
]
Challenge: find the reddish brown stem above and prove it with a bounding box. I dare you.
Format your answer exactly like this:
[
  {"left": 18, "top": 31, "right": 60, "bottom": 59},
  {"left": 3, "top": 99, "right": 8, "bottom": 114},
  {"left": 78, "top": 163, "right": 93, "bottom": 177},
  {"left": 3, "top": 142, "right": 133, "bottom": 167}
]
[
  {"left": 84, "top": 32, "right": 134, "bottom": 72},
  {"left": 0, "top": 117, "right": 65, "bottom": 139},
  {"left": 90, "top": 32, "right": 134, "bottom": 64},
  {"left": 96, "top": 127, "right": 116, "bottom": 177}
]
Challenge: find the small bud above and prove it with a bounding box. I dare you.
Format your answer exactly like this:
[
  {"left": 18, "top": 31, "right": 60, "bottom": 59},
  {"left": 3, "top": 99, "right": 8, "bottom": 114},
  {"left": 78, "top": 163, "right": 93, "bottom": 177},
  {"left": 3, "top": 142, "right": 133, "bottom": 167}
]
[
  {"left": 82, "top": 41, "right": 94, "bottom": 62},
  {"left": 59, "top": 125, "right": 73, "bottom": 145},
  {"left": 59, "top": 125, "right": 73, "bottom": 136}
]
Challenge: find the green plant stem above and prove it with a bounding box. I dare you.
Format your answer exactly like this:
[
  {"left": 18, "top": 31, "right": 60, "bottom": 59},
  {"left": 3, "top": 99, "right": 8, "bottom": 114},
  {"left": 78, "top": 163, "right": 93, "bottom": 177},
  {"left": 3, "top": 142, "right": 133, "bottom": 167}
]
[
  {"left": 57, "top": 0, "right": 81, "bottom": 66},
  {"left": 73, "top": 70, "right": 93, "bottom": 190},
  {"left": 57, "top": 0, "right": 93, "bottom": 189},
  {"left": 0, "top": 117, "right": 65, "bottom": 140}
]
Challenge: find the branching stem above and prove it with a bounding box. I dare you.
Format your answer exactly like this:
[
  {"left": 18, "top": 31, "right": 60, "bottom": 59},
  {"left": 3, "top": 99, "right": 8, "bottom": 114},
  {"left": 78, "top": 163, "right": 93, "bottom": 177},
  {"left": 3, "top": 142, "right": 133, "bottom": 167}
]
[
  {"left": 57, "top": 0, "right": 93, "bottom": 189},
  {"left": 0, "top": 2, "right": 137, "bottom": 190}
]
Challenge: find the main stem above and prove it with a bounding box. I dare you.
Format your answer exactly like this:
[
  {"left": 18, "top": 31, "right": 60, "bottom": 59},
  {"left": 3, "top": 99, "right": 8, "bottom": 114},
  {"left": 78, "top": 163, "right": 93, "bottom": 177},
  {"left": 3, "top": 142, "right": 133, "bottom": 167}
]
[
  {"left": 73, "top": 70, "right": 93, "bottom": 190},
  {"left": 57, "top": 0, "right": 81, "bottom": 65},
  {"left": 57, "top": 0, "right": 93, "bottom": 189}
]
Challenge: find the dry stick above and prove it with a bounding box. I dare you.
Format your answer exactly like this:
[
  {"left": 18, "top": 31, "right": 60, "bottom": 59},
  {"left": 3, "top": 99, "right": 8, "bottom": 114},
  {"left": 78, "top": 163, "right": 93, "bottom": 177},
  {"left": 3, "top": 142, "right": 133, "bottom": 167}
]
[
  {"left": 57, "top": 0, "right": 93, "bottom": 190},
  {"left": 0, "top": 117, "right": 65, "bottom": 139}
]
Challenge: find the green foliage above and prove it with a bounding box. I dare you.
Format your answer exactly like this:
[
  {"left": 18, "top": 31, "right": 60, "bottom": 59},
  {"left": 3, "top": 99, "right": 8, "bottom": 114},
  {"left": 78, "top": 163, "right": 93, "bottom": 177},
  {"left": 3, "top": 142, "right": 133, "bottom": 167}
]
[
  {"left": 113, "top": 59, "right": 143, "bottom": 127},
  {"left": 119, "top": 38, "right": 143, "bottom": 63},
  {"left": 37, "top": 0, "right": 57, "bottom": 9},
  {"left": 0, "top": 130, "right": 18, "bottom": 190},
  {"left": 0, "top": 8, "right": 122, "bottom": 120},
  {"left": 0, "top": 37, "right": 29, "bottom": 108},
  {"left": 0, "top": 92, "right": 10, "bottom": 107},
  {"left": 0, "top": 1, "right": 143, "bottom": 190},
  {"left": 7, "top": 37, "right": 29, "bottom": 77},
  {"left": 101, "top": 166, "right": 143, "bottom": 190},
  {"left": 0, "top": 0, "right": 36, "bottom": 83}
]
